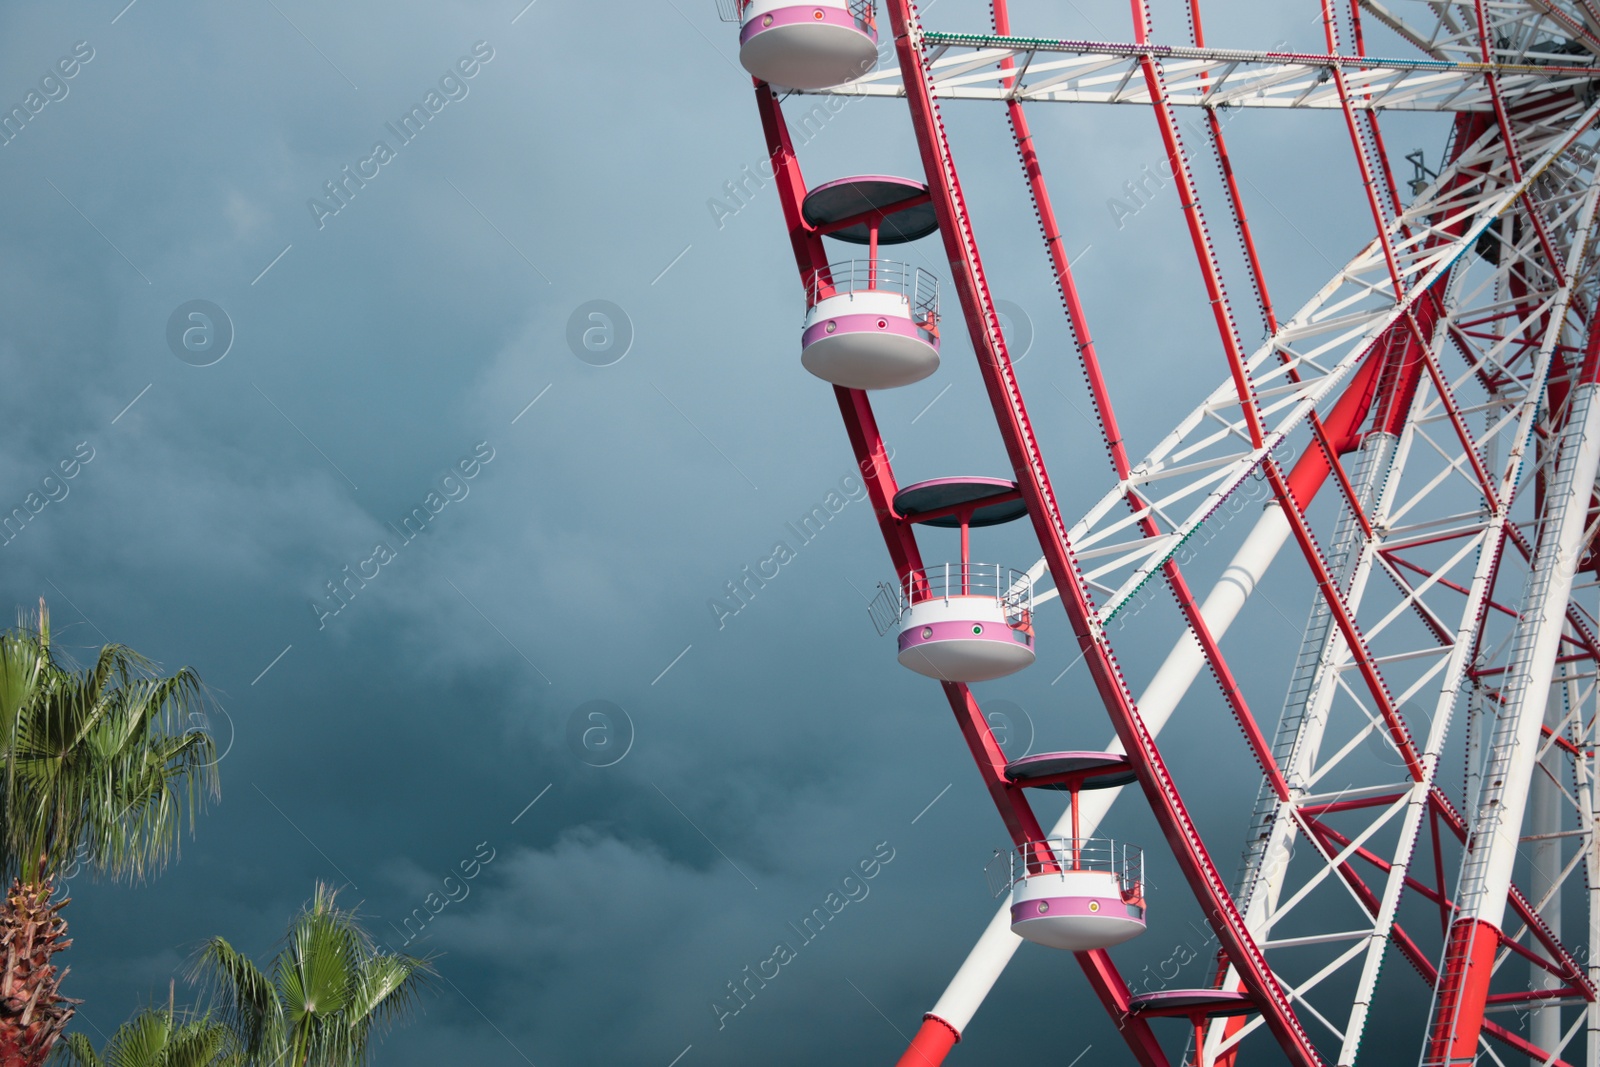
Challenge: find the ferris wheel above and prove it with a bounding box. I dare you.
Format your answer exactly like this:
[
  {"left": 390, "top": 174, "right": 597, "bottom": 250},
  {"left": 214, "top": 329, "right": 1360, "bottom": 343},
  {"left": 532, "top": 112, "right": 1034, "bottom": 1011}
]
[{"left": 717, "top": 1, "right": 1600, "bottom": 1064}]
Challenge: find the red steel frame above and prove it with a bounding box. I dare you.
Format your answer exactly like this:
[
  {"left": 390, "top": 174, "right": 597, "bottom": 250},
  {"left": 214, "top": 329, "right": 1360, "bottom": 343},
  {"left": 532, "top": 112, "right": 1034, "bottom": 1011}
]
[
  {"left": 754, "top": 77, "right": 1173, "bottom": 1067},
  {"left": 733, "top": 0, "right": 1600, "bottom": 1063}
]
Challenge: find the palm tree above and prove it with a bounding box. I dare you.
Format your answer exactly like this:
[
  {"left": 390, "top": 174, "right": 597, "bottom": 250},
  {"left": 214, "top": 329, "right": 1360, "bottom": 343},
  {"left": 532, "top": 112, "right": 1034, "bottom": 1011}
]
[
  {"left": 194, "top": 884, "right": 432, "bottom": 1067},
  {"left": 0, "top": 602, "right": 220, "bottom": 1066},
  {"left": 50, "top": 995, "right": 242, "bottom": 1067}
]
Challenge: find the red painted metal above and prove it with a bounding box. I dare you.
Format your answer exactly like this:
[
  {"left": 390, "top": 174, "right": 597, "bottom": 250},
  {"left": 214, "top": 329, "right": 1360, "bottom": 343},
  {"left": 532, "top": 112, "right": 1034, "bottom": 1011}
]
[
  {"left": 1431, "top": 793, "right": 1597, "bottom": 999},
  {"left": 886, "top": 1, "right": 1323, "bottom": 1062},
  {"left": 1183, "top": 0, "right": 1379, "bottom": 550},
  {"left": 757, "top": 81, "right": 1057, "bottom": 855},
  {"left": 895, "top": 1016, "right": 959, "bottom": 1067},
  {"left": 1298, "top": 793, "right": 1408, "bottom": 817},
  {"left": 1478, "top": 1020, "right": 1576, "bottom": 1067},
  {"left": 938, "top": 682, "right": 1052, "bottom": 852},
  {"left": 1300, "top": 811, "right": 1580, "bottom": 1067},
  {"left": 1127, "top": 0, "right": 1438, "bottom": 802},
  {"left": 1076, "top": 950, "right": 1172, "bottom": 1067},
  {"left": 730, "top": 7, "right": 1600, "bottom": 1066},
  {"left": 1285, "top": 349, "right": 1388, "bottom": 506},
  {"left": 1320, "top": 0, "right": 1405, "bottom": 293},
  {"left": 754, "top": 51, "right": 1170, "bottom": 1067},
  {"left": 1299, "top": 812, "right": 1589, "bottom": 1067},
  {"left": 1426, "top": 918, "right": 1500, "bottom": 1065},
  {"left": 1297, "top": 820, "right": 1440, "bottom": 982},
  {"left": 890, "top": 5, "right": 1486, "bottom": 1063},
  {"left": 1297, "top": 815, "right": 1586, "bottom": 1067},
  {"left": 1413, "top": 314, "right": 1502, "bottom": 506},
  {"left": 1421, "top": 103, "right": 1600, "bottom": 1058},
  {"left": 1470, "top": 0, "right": 1567, "bottom": 275},
  {"left": 991, "top": 0, "right": 1296, "bottom": 808},
  {"left": 1307, "top": 817, "right": 1582, "bottom": 985},
  {"left": 1153, "top": 65, "right": 1496, "bottom": 1059}
]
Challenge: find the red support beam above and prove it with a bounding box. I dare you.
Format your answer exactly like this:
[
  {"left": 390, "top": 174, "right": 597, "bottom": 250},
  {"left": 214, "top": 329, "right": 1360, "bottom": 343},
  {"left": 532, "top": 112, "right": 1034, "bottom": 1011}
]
[
  {"left": 757, "top": 79, "right": 1060, "bottom": 854},
  {"left": 886, "top": 2, "right": 1324, "bottom": 1061},
  {"left": 755, "top": 61, "right": 1171, "bottom": 1067},
  {"left": 895, "top": 1016, "right": 959, "bottom": 1067}
]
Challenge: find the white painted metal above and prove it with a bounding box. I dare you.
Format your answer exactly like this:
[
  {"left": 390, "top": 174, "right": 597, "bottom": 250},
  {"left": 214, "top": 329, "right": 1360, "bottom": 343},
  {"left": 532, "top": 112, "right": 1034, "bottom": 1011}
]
[
  {"left": 896, "top": 595, "right": 1036, "bottom": 681},
  {"left": 798, "top": 36, "right": 1597, "bottom": 111},
  {"left": 738, "top": 0, "right": 878, "bottom": 91},
  {"left": 926, "top": 504, "right": 1293, "bottom": 1034},
  {"left": 804, "top": 3, "right": 1600, "bottom": 1061},
  {"left": 1459, "top": 381, "right": 1600, "bottom": 934},
  {"left": 1236, "top": 432, "right": 1402, "bottom": 942},
  {"left": 1420, "top": 370, "right": 1600, "bottom": 1062},
  {"left": 1531, "top": 676, "right": 1568, "bottom": 1056},
  {"left": 1007, "top": 101, "right": 1600, "bottom": 633}
]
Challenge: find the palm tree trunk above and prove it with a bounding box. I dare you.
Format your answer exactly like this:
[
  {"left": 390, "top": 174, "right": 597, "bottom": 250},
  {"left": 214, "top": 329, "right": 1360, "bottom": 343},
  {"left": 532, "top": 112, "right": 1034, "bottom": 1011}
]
[{"left": 0, "top": 880, "right": 77, "bottom": 1067}]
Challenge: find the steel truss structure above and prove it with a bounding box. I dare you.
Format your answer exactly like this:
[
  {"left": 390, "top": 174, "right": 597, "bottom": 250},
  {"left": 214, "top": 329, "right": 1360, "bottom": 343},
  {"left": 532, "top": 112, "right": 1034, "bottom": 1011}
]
[{"left": 729, "top": 1, "right": 1600, "bottom": 1063}]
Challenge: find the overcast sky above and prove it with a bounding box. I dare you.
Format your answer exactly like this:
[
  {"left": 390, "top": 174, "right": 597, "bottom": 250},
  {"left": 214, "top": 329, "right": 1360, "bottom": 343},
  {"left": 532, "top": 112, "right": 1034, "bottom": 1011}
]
[{"left": 0, "top": 1, "right": 1456, "bottom": 1064}]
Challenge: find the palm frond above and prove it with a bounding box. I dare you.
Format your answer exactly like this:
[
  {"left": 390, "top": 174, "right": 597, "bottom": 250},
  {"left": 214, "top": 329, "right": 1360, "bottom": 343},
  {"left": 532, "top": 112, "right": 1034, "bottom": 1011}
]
[
  {"left": 191, "top": 938, "right": 280, "bottom": 1059},
  {"left": 103, "top": 1009, "right": 169, "bottom": 1067},
  {"left": 193, "top": 885, "right": 434, "bottom": 1067},
  {"left": 163, "top": 1013, "right": 243, "bottom": 1067},
  {"left": 346, "top": 951, "right": 434, "bottom": 1065},
  {"left": 0, "top": 606, "right": 221, "bottom": 884},
  {"left": 48, "top": 1031, "right": 101, "bottom": 1067},
  {"left": 51, "top": 1006, "right": 241, "bottom": 1067}
]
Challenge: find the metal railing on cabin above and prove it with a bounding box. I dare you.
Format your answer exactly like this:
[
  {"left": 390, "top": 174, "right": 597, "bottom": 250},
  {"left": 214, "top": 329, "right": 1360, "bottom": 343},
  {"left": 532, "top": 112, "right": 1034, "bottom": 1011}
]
[
  {"left": 716, "top": 0, "right": 876, "bottom": 26},
  {"left": 867, "top": 563, "right": 1033, "bottom": 636},
  {"left": 806, "top": 259, "right": 939, "bottom": 331},
  {"left": 985, "top": 838, "right": 1146, "bottom": 904}
]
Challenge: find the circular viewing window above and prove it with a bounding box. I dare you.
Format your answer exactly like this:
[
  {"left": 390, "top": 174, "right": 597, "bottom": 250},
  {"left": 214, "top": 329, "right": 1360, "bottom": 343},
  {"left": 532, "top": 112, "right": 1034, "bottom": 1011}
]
[
  {"left": 921, "top": 627, "right": 933, "bottom": 639},
  {"left": 1037, "top": 900, "right": 1049, "bottom": 914}
]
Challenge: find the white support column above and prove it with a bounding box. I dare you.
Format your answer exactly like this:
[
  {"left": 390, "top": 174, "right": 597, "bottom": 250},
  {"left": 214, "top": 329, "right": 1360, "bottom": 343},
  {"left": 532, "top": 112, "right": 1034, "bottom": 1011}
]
[
  {"left": 1530, "top": 673, "right": 1567, "bottom": 1060},
  {"left": 1468, "top": 685, "right": 1487, "bottom": 828},
  {"left": 1420, "top": 161, "right": 1600, "bottom": 1061},
  {"left": 1425, "top": 378, "right": 1600, "bottom": 1065},
  {"left": 1464, "top": 381, "right": 1600, "bottom": 937},
  {"left": 924, "top": 503, "right": 1292, "bottom": 1035},
  {"left": 1588, "top": 670, "right": 1600, "bottom": 1066}
]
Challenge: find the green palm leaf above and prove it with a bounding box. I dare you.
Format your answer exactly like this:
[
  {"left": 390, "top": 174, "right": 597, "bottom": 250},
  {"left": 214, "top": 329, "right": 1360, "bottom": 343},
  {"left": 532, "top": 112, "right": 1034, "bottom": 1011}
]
[
  {"left": 0, "top": 604, "right": 219, "bottom": 883},
  {"left": 50, "top": 1006, "right": 241, "bottom": 1067},
  {"left": 195, "top": 884, "right": 433, "bottom": 1067},
  {"left": 50, "top": 1032, "right": 102, "bottom": 1067},
  {"left": 7, "top": 603, "right": 224, "bottom": 1065},
  {"left": 191, "top": 939, "right": 279, "bottom": 1060}
]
